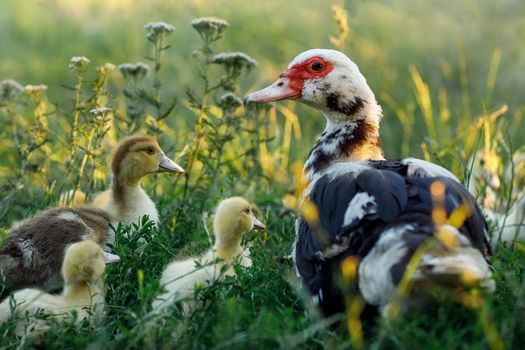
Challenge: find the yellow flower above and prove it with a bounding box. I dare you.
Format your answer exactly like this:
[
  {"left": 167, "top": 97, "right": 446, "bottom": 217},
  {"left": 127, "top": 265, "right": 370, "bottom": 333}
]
[{"left": 341, "top": 256, "right": 360, "bottom": 281}]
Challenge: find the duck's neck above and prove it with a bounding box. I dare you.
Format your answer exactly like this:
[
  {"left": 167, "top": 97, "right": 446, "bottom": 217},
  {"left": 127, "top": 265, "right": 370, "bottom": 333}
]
[
  {"left": 112, "top": 175, "right": 141, "bottom": 197},
  {"left": 213, "top": 234, "right": 243, "bottom": 260},
  {"left": 304, "top": 116, "right": 384, "bottom": 178},
  {"left": 62, "top": 280, "right": 103, "bottom": 303},
  {"left": 111, "top": 178, "right": 152, "bottom": 221}
]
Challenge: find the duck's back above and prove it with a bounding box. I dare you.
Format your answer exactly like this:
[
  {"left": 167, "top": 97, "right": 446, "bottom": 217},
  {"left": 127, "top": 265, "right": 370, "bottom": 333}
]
[
  {"left": 154, "top": 251, "right": 241, "bottom": 311},
  {"left": 0, "top": 287, "right": 65, "bottom": 337},
  {"left": 155, "top": 257, "right": 211, "bottom": 306},
  {"left": 296, "top": 159, "right": 491, "bottom": 317}
]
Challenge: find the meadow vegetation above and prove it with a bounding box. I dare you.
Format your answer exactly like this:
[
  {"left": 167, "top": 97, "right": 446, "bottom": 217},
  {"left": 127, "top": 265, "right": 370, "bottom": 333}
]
[{"left": 0, "top": 0, "right": 524, "bottom": 348}]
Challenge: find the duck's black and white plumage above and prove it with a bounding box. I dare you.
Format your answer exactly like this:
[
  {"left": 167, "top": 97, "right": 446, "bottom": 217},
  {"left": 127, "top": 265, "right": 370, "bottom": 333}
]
[{"left": 244, "top": 49, "right": 494, "bottom": 317}]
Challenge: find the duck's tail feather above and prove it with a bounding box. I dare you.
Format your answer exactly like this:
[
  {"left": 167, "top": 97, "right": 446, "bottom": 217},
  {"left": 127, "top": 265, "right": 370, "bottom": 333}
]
[
  {"left": 412, "top": 225, "right": 494, "bottom": 290},
  {"left": 413, "top": 248, "right": 495, "bottom": 292},
  {"left": 359, "top": 224, "right": 494, "bottom": 317}
]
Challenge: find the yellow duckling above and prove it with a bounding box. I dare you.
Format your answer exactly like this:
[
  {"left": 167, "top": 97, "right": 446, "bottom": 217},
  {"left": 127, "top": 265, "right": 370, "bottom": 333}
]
[
  {"left": 468, "top": 149, "right": 502, "bottom": 210},
  {"left": 469, "top": 149, "right": 525, "bottom": 211},
  {"left": 468, "top": 149, "right": 525, "bottom": 247},
  {"left": 0, "top": 240, "right": 118, "bottom": 338},
  {"left": 92, "top": 135, "right": 184, "bottom": 235},
  {"left": 503, "top": 150, "right": 525, "bottom": 202},
  {"left": 152, "top": 197, "right": 265, "bottom": 311}
]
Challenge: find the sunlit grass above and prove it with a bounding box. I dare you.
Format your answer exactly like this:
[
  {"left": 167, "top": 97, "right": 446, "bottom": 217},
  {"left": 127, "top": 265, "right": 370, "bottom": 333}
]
[{"left": 1, "top": 0, "right": 525, "bottom": 348}]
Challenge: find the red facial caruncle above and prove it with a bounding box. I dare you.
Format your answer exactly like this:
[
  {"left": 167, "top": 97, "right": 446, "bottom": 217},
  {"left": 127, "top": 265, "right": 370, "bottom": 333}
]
[
  {"left": 279, "top": 56, "right": 333, "bottom": 97},
  {"left": 243, "top": 56, "right": 333, "bottom": 104}
]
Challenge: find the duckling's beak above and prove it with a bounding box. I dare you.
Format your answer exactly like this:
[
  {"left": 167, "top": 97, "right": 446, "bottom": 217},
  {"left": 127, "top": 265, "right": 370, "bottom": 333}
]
[
  {"left": 104, "top": 252, "right": 121, "bottom": 264},
  {"left": 486, "top": 171, "right": 501, "bottom": 189},
  {"left": 158, "top": 154, "right": 185, "bottom": 174},
  {"left": 252, "top": 216, "right": 266, "bottom": 231}
]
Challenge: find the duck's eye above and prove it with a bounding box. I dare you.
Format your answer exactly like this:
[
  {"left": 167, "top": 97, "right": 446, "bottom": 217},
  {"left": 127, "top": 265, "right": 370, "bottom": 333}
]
[
  {"left": 244, "top": 208, "right": 251, "bottom": 214},
  {"left": 311, "top": 61, "right": 324, "bottom": 72},
  {"left": 479, "top": 158, "right": 485, "bottom": 166},
  {"left": 146, "top": 147, "right": 155, "bottom": 155}
]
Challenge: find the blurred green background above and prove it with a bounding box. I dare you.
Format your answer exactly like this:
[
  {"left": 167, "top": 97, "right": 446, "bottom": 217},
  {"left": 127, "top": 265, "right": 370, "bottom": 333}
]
[{"left": 1, "top": 0, "right": 524, "bottom": 159}]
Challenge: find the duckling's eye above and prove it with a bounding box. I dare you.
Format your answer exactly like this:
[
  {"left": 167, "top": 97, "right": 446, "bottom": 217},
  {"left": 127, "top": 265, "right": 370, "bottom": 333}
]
[
  {"left": 244, "top": 208, "right": 251, "bottom": 214},
  {"left": 479, "top": 158, "right": 485, "bottom": 166},
  {"left": 145, "top": 147, "right": 155, "bottom": 155},
  {"left": 311, "top": 61, "right": 324, "bottom": 72}
]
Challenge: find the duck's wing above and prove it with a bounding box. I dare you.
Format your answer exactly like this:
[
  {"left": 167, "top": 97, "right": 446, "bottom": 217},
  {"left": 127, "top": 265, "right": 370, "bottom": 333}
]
[{"left": 295, "top": 161, "right": 490, "bottom": 316}]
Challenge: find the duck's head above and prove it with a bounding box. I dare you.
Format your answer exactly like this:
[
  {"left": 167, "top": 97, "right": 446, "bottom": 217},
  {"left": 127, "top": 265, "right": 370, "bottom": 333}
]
[
  {"left": 469, "top": 150, "right": 502, "bottom": 191},
  {"left": 244, "top": 49, "right": 381, "bottom": 123},
  {"left": 111, "top": 135, "right": 184, "bottom": 184},
  {"left": 62, "top": 241, "right": 119, "bottom": 284},
  {"left": 213, "top": 197, "right": 266, "bottom": 244}
]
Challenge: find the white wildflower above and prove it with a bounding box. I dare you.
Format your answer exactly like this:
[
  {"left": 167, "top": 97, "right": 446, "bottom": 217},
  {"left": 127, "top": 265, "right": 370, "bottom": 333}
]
[
  {"left": 191, "top": 17, "right": 229, "bottom": 31},
  {"left": 218, "top": 92, "right": 243, "bottom": 110},
  {"left": 145, "top": 22, "right": 175, "bottom": 42},
  {"left": 90, "top": 107, "right": 112, "bottom": 121},
  {"left": 68, "top": 56, "right": 90, "bottom": 71},
  {"left": 191, "top": 17, "right": 229, "bottom": 41},
  {"left": 1, "top": 79, "right": 24, "bottom": 99},
  {"left": 118, "top": 62, "right": 149, "bottom": 80},
  {"left": 212, "top": 52, "right": 257, "bottom": 69},
  {"left": 90, "top": 107, "right": 111, "bottom": 115}
]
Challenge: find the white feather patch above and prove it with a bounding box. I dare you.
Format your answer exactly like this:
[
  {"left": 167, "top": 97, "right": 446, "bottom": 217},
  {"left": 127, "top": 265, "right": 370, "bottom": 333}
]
[
  {"left": 325, "top": 161, "right": 370, "bottom": 180},
  {"left": 17, "top": 239, "right": 39, "bottom": 268},
  {"left": 343, "top": 192, "right": 377, "bottom": 226},
  {"left": 402, "top": 158, "right": 459, "bottom": 182},
  {"left": 302, "top": 162, "right": 370, "bottom": 201},
  {"left": 358, "top": 225, "right": 413, "bottom": 306},
  {"left": 57, "top": 211, "right": 84, "bottom": 224}
]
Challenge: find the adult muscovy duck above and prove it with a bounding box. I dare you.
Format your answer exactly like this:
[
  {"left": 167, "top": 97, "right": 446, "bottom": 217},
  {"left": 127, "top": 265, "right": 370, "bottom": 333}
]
[{"left": 244, "top": 49, "right": 494, "bottom": 317}]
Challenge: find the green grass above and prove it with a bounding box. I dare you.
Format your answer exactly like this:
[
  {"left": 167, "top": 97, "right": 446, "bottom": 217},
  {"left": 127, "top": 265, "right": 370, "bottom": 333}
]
[{"left": 1, "top": 0, "right": 525, "bottom": 348}]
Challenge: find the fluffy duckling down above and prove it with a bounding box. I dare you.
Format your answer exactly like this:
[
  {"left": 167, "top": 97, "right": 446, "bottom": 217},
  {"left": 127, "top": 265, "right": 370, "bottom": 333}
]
[
  {"left": 92, "top": 135, "right": 184, "bottom": 236},
  {"left": 468, "top": 149, "right": 525, "bottom": 247},
  {"left": 152, "top": 197, "right": 265, "bottom": 311},
  {"left": 469, "top": 149, "right": 525, "bottom": 211},
  {"left": 0, "top": 240, "right": 118, "bottom": 338},
  {"left": 0, "top": 206, "right": 113, "bottom": 297},
  {"left": 468, "top": 150, "right": 503, "bottom": 211}
]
